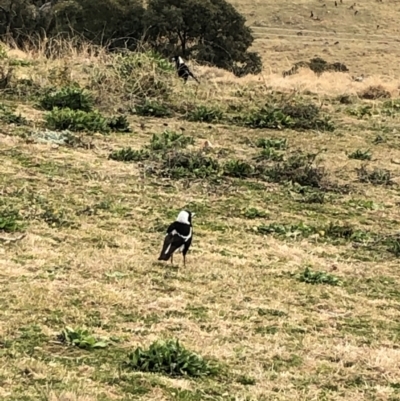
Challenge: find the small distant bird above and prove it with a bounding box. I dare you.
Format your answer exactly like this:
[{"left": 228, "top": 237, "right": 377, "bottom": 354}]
[
  {"left": 158, "top": 210, "right": 195, "bottom": 266},
  {"left": 334, "top": 41, "right": 340, "bottom": 45},
  {"left": 310, "top": 11, "right": 314, "bottom": 17},
  {"left": 354, "top": 10, "right": 358, "bottom": 14},
  {"left": 171, "top": 56, "right": 199, "bottom": 84},
  {"left": 335, "top": 1, "right": 337, "bottom": 5}
]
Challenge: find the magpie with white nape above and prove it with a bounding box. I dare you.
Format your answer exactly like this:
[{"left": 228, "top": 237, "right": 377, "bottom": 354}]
[
  {"left": 158, "top": 210, "right": 195, "bottom": 266},
  {"left": 171, "top": 56, "right": 199, "bottom": 84}
]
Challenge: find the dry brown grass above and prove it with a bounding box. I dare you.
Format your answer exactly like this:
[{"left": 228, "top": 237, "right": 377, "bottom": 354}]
[
  {"left": 1, "top": 17, "right": 400, "bottom": 401},
  {"left": 232, "top": 0, "right": 400, "bottom": 77}
]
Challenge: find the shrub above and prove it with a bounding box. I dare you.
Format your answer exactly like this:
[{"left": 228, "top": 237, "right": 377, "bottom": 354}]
[
  {"left": 356, "top": 165, "right": 393, "bottom": 186},
  {"left": 242, "top": 107, "right": 293, "bottom": 130},
  {"left": 359, "top": 85, "right": 391, "bottom": 100},
  {"left": 39, "top": 86, "right": 94, "bottom": 112},
  {"left": 108, "top": 130, "right": 194, "bottom": 165},
  {"left": 109, "top": 147, "right": 150, "bottom": 162},
  {"left": 241, "top": 101, "right": 334, "bottom": 131},
  {"left": 283, "top": 57, "right": 348, "bottom": 77},
  {"left": 281, "top": 102, "right": 334, "bottom": 131},
  {"left": 385, "top": 237, "right": 400, "bottom": 257},
  {"left": 256, "top": 147, "right": 285, "bottom": 162},
  {"left": 0, "top": 103, "right": 28, "bottom": 125},
  {"left": 45, "top": 108, "right": 110, "bottom": 133},
  {"left": 336, "top": 94, "right": 354, "bottom": 104},
  {"left": 264, "top": 152, "right": 328, "bottom": 188},
  {"left": 223, "top": 159, "right": 255, "bottom": 178},
  {"left": 297, "top": 266, "right": 342, "bottom": 286},
  {"left": 243, "top": 207, "right": 267, "bottom": 219},
  {"left": 160, "top": 151, "right": 221, "bottom": 179},
  {"left": 257, "top": 222, "right": 316, "bottom": 238},
  {"left": 256, "top": 138, "right": 288, "bottom": 150},
  {"left": 186, "top": 106, "right": 224, "bottom": 123},
  {"left": 149, "top": 130, "right": 194, "bottom": 151},
  {"left": 125, "top": 339, "right": 219, "bottom": 377},
  {"left": 0, "top": 209, "right": 25, "bottom": 232},
  {"left": 57, "top": 326, "right": 108, "bottom": 350},
  {"left": 107, "top": 115, "right": 131, "bottom": 133},
  {"left": 348, "top": 149, "right": 372, "bottom": 161},
  {"left": 44, "top": 108, "right": 129, "bottom": 133},
  {"left": 133, "top": 100, "right": 173, "bottom": 118}
]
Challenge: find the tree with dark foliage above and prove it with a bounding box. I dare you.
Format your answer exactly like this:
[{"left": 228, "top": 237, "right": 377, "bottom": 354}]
[
  {"left": 0, "top": 0, "right": 262, "bottom": 76},
  {"left": 145, "top": 0, "right": 262, "bottom": 77}
]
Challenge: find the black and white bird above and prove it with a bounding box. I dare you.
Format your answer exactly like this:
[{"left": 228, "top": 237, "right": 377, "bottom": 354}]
[
  {"left": 158, "top": 210, "right": 195, "bottom": 266},
  {"left": 171, "top": 56, "right": 200, "bottom": 84}
]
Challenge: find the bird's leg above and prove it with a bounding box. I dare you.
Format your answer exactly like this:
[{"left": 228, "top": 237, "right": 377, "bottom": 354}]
[
  {"left": 170, "top": 254, "right": 173, "bottom": 265},
  {"left": 183, "top": 254, "right": 186, "bottom": 267}
]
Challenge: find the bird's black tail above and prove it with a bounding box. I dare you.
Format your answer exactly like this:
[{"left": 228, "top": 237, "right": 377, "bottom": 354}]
[
  {"left": 158, "top": 252, "right": 171, "bottom": 261},
  {"left": 158, "top": 235, "right": 177, "bottom": 261}
]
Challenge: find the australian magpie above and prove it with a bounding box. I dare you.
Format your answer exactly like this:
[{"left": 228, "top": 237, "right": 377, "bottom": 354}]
[
  {"left": 171, "top": 56, "right": 199, "bottom": 84},
  {"left": 158, "top": 210, "right": 195, "bottom": 266}
]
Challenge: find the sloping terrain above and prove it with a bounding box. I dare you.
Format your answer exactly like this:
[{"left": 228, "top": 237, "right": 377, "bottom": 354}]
[
  {"left": 0, "top": 10, "right": 400, "bottom": 401},
  {"left": 233, "top": 0, "right": 400, "bottom": 76}
]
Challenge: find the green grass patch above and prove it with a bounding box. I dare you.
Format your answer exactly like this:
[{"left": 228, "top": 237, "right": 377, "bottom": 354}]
[
  {"left": 57, "top": 326, "right": 109, "bottom": 350},
  {"left": 125, "top": 339, "right": 219, "bottom": 377}
]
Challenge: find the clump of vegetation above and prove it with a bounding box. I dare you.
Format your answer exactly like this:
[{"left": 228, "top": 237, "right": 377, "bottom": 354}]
[
  {"left": 256, "top": 147, "right": 285, "bottom": 162},
  {"left": 133, "top": 100, "right": 173, "bottom": 118},
  {"left": 382, "top": 99, "right": 400, "bottom": 116},
  {"left": 109, "top": 130, "right": 195, "bottom": 165},
  {"left": 44, "top": 108, "right": 130, "bottom": 133},
  {"left": 160, "top": 151, "right": 221, "bottom": 179},
  {"left": 243, "top": 207, "right": 268, "bottom": 219},
  {"left": 0, "top": 209, "right": 25, "bottom": 232},
  {"left": 256, "top": 138, "right": 288, "bottom": 150},
  {"left": 149, "top": 130, "right": 194, "bottom": 151},
  {"left": 186, "top": 105, "right": 224, "bottom": 123},
  {"left": 40, "top": 206, "right": 78, "bottom": 229},
  {"left": 336, "top": 94, "right": 354, "bottom": 105},
  {"left": 107, "top": 115, "right": 131, "bottom": 133},
  {"left": 356, "top": 165, "right": 393, "bottom": 186},
  {"left": 257, "top": 221, "right": 370, "bottom": 243},
  {"left": 385, "top": 237, "right": 400, "bottom": 257},
  {"left": 283, "top": 57, "right": 348, "bottom": 77},
  {"left": 346, "top": 105, "right": 374, "bottom": 119},
  {"left": 109, "top": 147, "right": 150, "bottom": 162},
  {"left": 348, "top": 149, "right": 372, "bottom": 161},
  {"left": 297, "top": 266, "right": 342, "bottom": 286},
  {"left": 39, "top": 86, "right": 94, "bottom": 112},
  {"left": 125, "top": 339, "right": 219, "bottom": 377},
  {"left": 223, "top": 159, "right": 255, "bottom": 178},
  {"left": 359, "top": 85, "right": 391, "bottom": 100},
  {"left": 57, "top": 326, "right": 108, "bottom": 350},
  {"left": 0, "top": 103, "right": 28, "bottom": 125},
  {"left": 290, "top": 184, "right": 326, "bottom": 204},
  {"left": 264, "top": 152, "right": 328, "bottom": 189},
  {"left": 45, "top": 108, "right": 110, "bottom": 133},
  {"left": 241, "top": 100, "right": 334, "bottom": 132},
  {"left": 257, "top": 221, "right": 316, "bottom": 238}
]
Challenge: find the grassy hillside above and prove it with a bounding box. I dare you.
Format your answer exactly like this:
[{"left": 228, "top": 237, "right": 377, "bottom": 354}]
[
  {"left": 232, "top": 0, "right": 400, "bottom": 76},
  {"left": 1, "top": 10, "right": 400, "bottom": 401}
]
